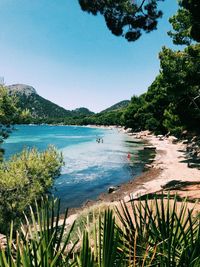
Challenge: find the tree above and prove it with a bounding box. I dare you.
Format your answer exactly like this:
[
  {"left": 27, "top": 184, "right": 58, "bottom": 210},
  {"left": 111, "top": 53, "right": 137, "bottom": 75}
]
[
  {"left": 163, "top": 103, "right": 184, "bottom": 136},
  {"left": 79, "top": 0, "right": 200, "bottom": 43},
  {"left": 181, "top": 0, "right": 200, "bottom": 42},
  {"left": 159, "top": 45, "right": 200, "bottom": 131},
  {"left": 0, "top": 86, "right": 20, "bottom": 161},
  {"left": 0, "top": 146, "right": 63, "bottom": 233},
  {"left": 123, "top": 95, "right": 146, "bottom": 130},
  {"left": 78, "top": 0, "right": 163, "bottom": 41},
  {"left": 168, "top": 8, "right": 193, "bottom": 45},
  {"left": 168, "top": 0, "right": 200, "bottom": 45}
]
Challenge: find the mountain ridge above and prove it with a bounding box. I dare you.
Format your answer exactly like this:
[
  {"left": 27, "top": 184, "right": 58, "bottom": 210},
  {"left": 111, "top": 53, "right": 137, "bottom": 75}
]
[
  {"left": 6, "top": 84, "right": 94, "bottom": 119},
  {"left": 6, "top": 84, "right": 128, "bottom": 125},
  {"left": 100, "top": 100, "right": 130, "bottom": 113}
]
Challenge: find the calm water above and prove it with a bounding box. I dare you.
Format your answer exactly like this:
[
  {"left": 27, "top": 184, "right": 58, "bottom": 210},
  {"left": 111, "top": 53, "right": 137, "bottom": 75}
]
[{"left": 3, "top": 125, "right": 152, "bottom": 209}]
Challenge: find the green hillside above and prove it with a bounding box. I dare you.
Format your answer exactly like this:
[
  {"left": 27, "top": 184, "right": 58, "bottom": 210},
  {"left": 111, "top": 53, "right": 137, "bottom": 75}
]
[
  {"left": 6, "top": 84, "right": 94, "bottom": 124},
  {"left": 6, "top": 84, "right": 130, "bottom": 126},
  {"left": 100, "top": 100, "right": 130, "bottom": 113}
]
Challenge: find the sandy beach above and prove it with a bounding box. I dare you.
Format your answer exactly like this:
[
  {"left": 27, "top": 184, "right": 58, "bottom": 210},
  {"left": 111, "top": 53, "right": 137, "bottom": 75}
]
[
  {"left": 130, "top": 134, "right": 200, "bottom": 200},
  {"left": 78, "top": 131, "right": 200, "bottom": 206},
  {"left": 66, "top": 130, "right": 200, "bottom": 225}
]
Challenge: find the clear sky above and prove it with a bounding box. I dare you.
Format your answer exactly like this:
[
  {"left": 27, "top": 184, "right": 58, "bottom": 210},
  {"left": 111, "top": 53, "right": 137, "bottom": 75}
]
[{"left": 0, "top": 0, "right": 178, "bottom": 112}]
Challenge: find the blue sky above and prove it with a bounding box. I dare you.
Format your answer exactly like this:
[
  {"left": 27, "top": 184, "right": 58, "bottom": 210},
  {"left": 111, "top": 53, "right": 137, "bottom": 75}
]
[{"left": 0, "top": 0, "right": 178, "bottom": 112}]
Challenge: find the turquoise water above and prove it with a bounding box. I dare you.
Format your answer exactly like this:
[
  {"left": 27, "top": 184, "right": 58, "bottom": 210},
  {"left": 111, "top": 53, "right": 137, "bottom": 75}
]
[{"left": 3, "top": 125, "right": 151, "bottom": 209}]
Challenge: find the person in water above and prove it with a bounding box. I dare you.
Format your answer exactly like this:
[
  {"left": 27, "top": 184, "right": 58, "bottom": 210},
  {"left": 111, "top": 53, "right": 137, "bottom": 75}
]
[
  {"left": 96, "top": 137, "right": 104, "bottom": 143},
  {"left": 127, "top": 153, "right": 131, "bottom": 159}
]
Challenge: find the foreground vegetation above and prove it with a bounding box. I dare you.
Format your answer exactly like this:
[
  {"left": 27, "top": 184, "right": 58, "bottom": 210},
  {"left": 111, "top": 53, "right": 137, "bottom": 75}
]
[
  {"left": 0, "top": 147, "right": 63, "bottom": 234},
  {"left": 0, "top": 195, "right": 200, "bottom": 266}
]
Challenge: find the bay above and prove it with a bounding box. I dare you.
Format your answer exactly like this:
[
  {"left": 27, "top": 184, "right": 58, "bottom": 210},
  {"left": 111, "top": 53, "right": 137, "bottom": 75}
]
[{"left": 3, "top": 125, "right": 152, "bottom": 209}]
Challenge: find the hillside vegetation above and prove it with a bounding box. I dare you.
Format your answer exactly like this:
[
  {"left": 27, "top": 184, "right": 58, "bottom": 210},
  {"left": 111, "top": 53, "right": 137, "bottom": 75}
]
[
  {"left": 7, "top": 84, "right": 94, "bottom": 124},
  {"left": 100, "top": 100, "right": 130, "bottom": 113},
  {"left": 6, "top": 84, "right": 129, "bottom": 126}
]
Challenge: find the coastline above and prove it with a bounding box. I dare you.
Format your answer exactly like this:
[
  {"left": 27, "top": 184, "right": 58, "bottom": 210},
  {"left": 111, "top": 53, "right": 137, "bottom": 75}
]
[
  {"left": 67, "top": 130, "right": 200, "bottom": 221},
  {"left": 9, "top": 125, "right": 200, "bottom": 222},
  {"left": 97, "top": 131, "right": 200, "bottom": 203},
  {"left": 18, "top": 124, "right": 200, "bottom": 206}
]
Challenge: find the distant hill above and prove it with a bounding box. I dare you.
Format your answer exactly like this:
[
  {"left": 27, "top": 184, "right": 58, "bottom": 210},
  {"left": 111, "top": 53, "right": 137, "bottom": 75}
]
[
  {"left": 100, "top": 100, "right": 130, "bottom": 113},
  {"left": 6, "top": 84, "right": 130, "bottom": 126},
  {"left": 77, "top": 100, "right": 130, "bottom": 126},
  {"left": 6, "top": 84, "right": 94, "bottom": 122},
  {"left": 73, "top": 107, "right": 94, "bottom": 116}
]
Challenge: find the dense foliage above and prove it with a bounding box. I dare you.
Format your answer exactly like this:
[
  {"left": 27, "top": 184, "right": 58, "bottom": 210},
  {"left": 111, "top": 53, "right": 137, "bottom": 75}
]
[
  {"left": 0, "top": 147, "right": 63, "bottom": 233},
  {"left": 168, "top": 0, "right": 200, "bottom": 45},
  {"left": 78, "top": 0, "right": 163, "bottom": 42},
  {"left": 1, "top": 195, "right": 200, "bottom": 266},
  {"left": 122, "top": 0, "right": 200, "bottom": 136},
  {"left": 123, "top": 44, "right": 200, "bottom": 135},
  {"left": 100, "top": 100, "right": 130, "bottom": 113},
  {"left": 79, "top": 0, "right": 200, "bottom": 43}
]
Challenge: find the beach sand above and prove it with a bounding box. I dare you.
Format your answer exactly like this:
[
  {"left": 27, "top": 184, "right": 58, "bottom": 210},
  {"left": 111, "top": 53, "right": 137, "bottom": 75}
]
[
  {"left": 80, "top": 132, "right": 199, "bottom": 204},
  {"left": 138, "top": 134, "right": 200, "bottom": 200},
  {"left": 66, "top": 131, "right": 200, "bottom": 225}
]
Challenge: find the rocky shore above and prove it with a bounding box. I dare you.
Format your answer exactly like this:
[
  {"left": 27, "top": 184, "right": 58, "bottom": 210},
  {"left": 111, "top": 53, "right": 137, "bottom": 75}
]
[{"left": 185, "top": 135, "right": 200, "bottom": 169}]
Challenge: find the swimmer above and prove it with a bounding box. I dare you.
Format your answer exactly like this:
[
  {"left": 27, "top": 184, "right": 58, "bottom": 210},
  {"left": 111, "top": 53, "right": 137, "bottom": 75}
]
[{"left": 127, "top": 153, "right": 131, "bottom": 159}]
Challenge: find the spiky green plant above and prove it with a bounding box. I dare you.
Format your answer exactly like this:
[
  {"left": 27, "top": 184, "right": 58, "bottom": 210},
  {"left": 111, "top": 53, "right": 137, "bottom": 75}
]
[
  {"left": 116, "top": 194, "right": 200, "bottom": 266},
  {"left": 1, "top": 194, "right": 200, "bottom": 266},
  {"left": 0, "top": 197, "right": 77, "bottom": 266}
]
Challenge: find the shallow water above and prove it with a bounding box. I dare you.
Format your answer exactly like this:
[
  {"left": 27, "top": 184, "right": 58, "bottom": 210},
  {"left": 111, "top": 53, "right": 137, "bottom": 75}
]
[{"left": 3, "top": 125, "right": 152, "bottom": 209}]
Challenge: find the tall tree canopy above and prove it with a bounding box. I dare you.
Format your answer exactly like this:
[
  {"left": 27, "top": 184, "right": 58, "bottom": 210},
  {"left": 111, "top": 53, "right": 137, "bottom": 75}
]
[
  {"left": 168, "top": 0, "right": 200, "bottom": 44},
  {"left": 78, "top": 0, "right": 163, "bottom": 41},
  {"left": 78, "top": 0, "right": 200, "bottom": 43}
]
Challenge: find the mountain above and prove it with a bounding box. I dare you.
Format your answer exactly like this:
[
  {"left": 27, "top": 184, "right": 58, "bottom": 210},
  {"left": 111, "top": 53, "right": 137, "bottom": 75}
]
[
  {"left": 6, "top": 84, "right": 129, "bottom": 126},
  {"left": 6, "top": 84, "right": 94, "bottom": 123},
  {"left": 7, "top": 84, "right": 37, "bottom": 96},
  {"left": 100, "top": 100, "right": 130, "bottom": 113},
  {"left": 73, "top": 107, "right": 94, "bottom": 116},
  {"left": 78, "top": 100, "right": 130, "bottom": 126}
]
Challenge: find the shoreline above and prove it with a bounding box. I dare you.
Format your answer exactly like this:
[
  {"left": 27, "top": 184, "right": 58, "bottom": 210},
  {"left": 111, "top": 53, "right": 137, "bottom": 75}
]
[
  {"left": 96, "top": 131, "right": 200, "bottom": 202},
  {"left": 67, "top": 130, "right": 200, "bottom": 219},
  {"left": 11, "top": 125, "right": 200, "bottom": 221}
]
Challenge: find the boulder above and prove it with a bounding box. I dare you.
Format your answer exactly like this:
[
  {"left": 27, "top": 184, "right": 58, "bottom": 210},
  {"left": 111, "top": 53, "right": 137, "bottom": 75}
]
[
  {"left": 108, "top": 186, "right": 118, "bottom": 194},
  {"left": 145, "top": 164, "right": 152, "bottom": 169},
  {"left": 181, "top": 130, "right": 188, "bottom": 136},
  {"left": 168, "top": 136, "right": 178, "bottom": 144},
  {"left": 191, "top": 136, "right": 198, "bottom": 142}
]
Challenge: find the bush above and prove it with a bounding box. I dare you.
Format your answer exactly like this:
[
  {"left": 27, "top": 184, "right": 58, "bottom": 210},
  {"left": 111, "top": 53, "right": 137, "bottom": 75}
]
[{"left": 0, "top": 146, "right": 63, "bottom": 233}]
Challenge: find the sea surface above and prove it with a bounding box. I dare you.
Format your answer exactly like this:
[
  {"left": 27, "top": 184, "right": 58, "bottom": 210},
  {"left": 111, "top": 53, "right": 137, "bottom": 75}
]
[{"left": 3, "top": 125, "right": 153, "bottom": 209}]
